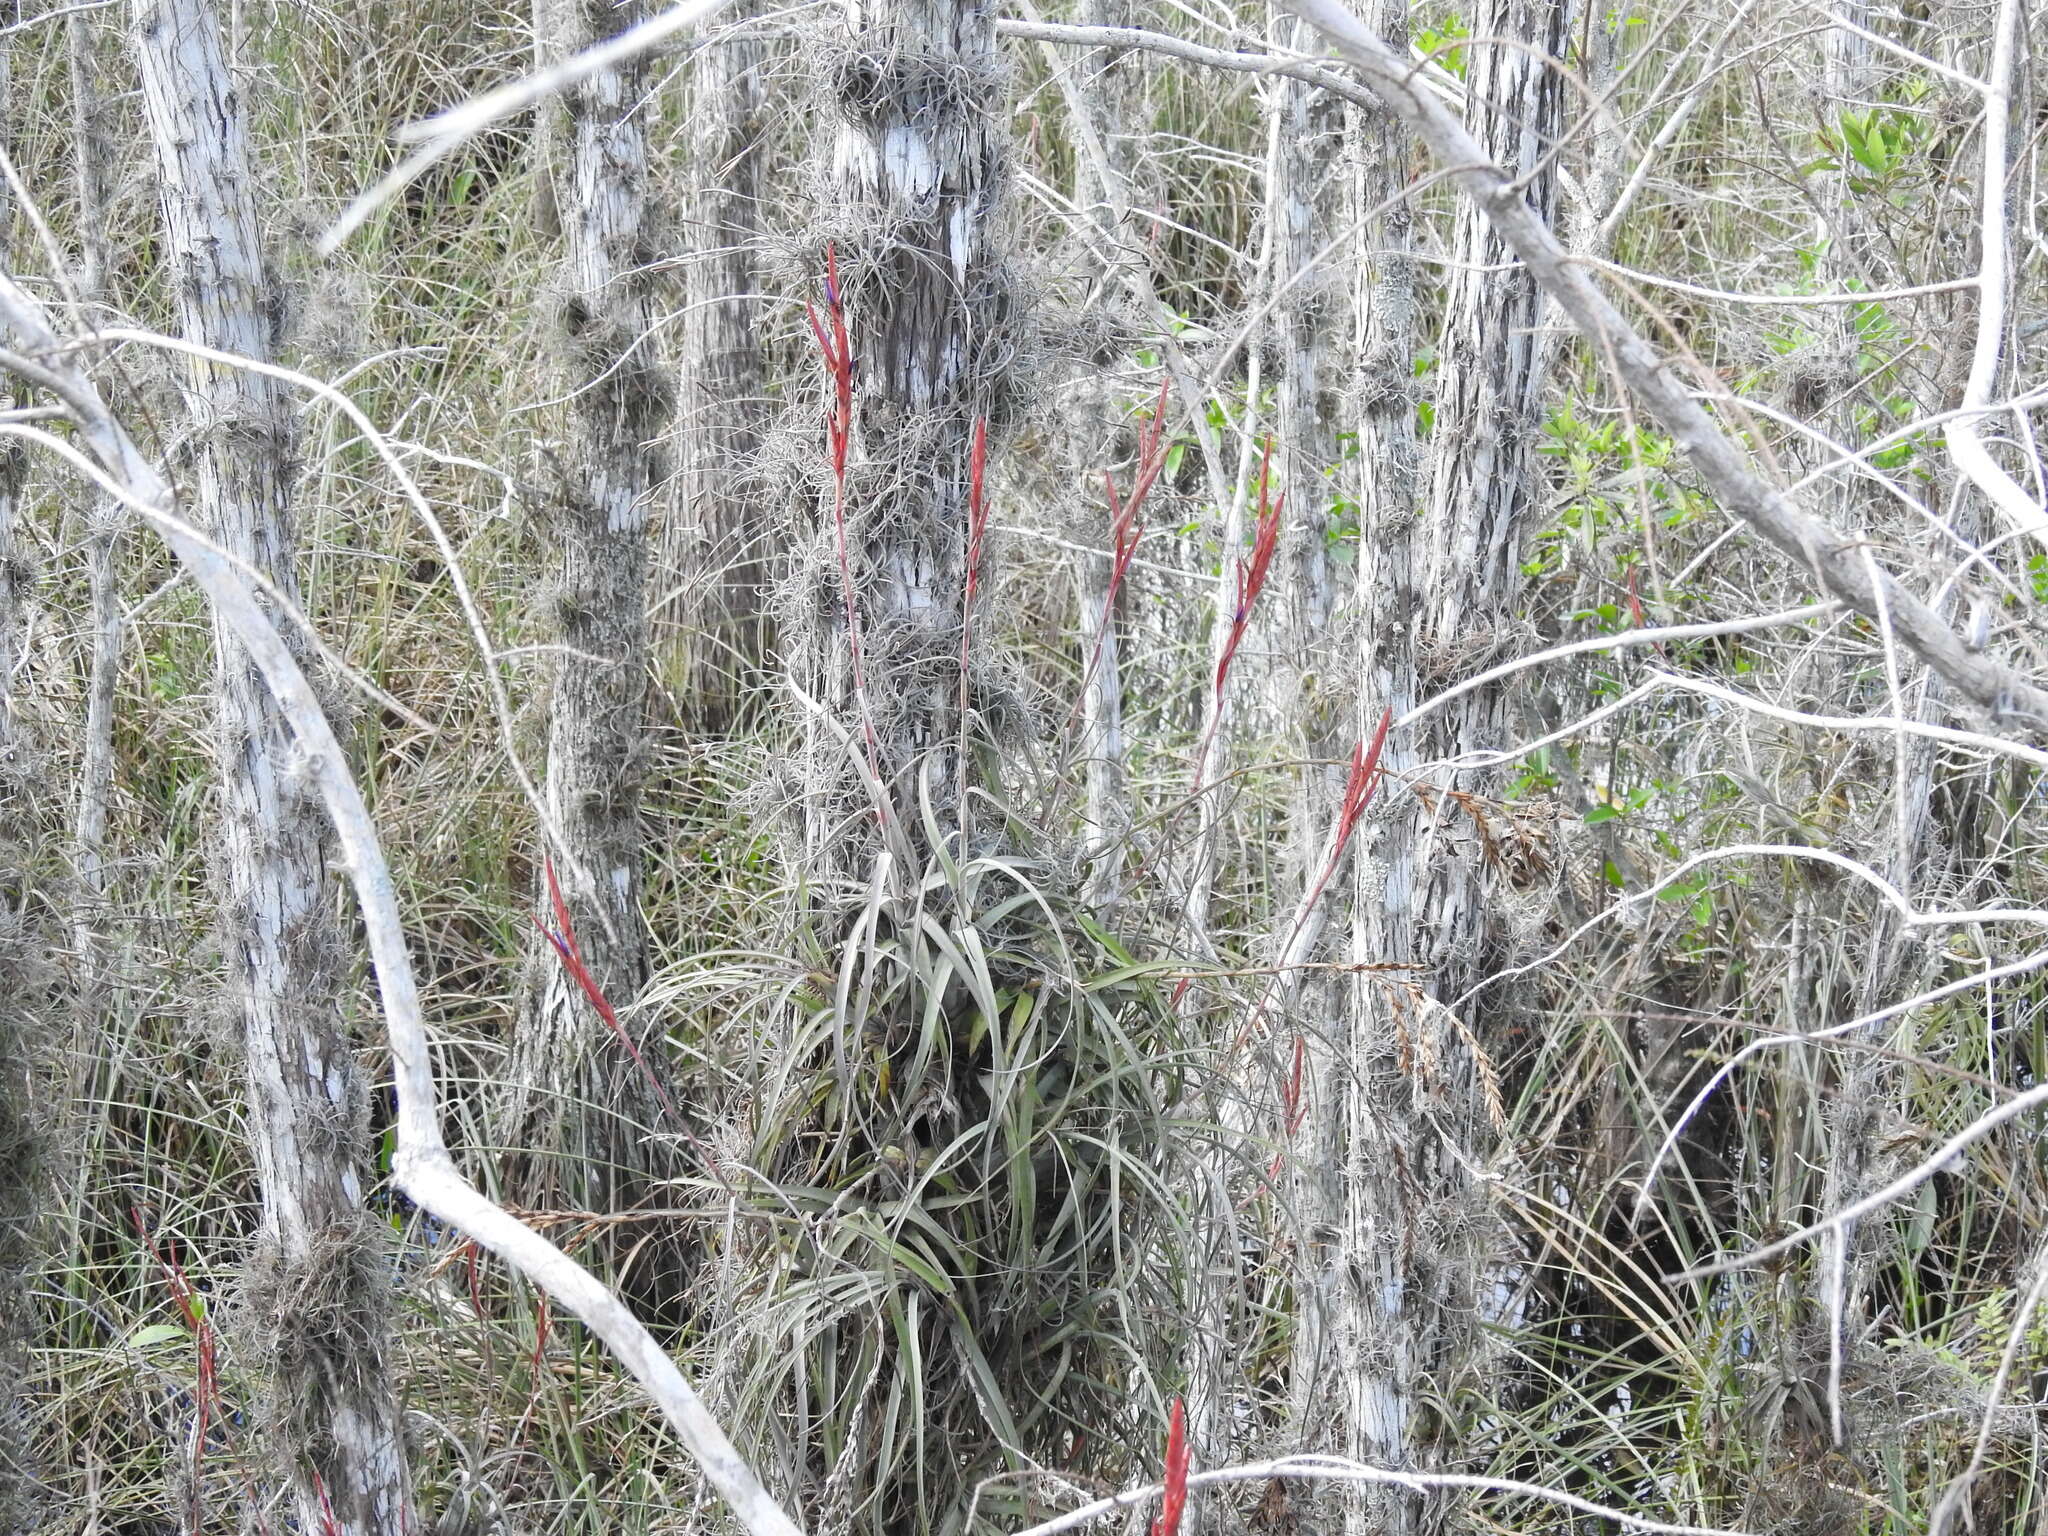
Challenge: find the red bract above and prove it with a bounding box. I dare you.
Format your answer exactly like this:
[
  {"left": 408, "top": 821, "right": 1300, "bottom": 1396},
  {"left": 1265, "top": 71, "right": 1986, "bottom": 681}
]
[
  {"left": 960, "top": 417, "right": 991, "bottom": 686},
  {"left": 807, "top": 241, "right": 886, "bottom": 805},
  {"left": 803, "top": 243, "right": 854, "bottom": 480},
  {"left": 1217, "top": 440, "right": 1283, "bottom": 696},
  {"left": 311, "top": 1471, "right": 341, "bottom": 1536},
  {"left": 1152, "top": 1397, "right": 1190, "bottom": 1536},
  {"left": 1192, "top": 438, "right": 1283, "bottom": 791},
  {"left": 536, "top": 858, "right": 679, "bottom": 1125},
  {"left": 1237, "top": 707, "right": 1397, "bottom": 1066},
  {"left": 1072, "top": 379, "right": 1171, "bottom": 729},
  {"left": 1331, "top": 707, "right": 1395, "bottom": 866}
]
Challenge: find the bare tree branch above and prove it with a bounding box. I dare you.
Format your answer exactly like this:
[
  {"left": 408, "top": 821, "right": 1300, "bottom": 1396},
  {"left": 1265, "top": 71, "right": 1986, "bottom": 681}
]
[
  {"left": 1003, "top": 1452, "right": 1756, "bottom": 1536},
  {"left": 1940, "top": 0, "right": 2042, "bottom": 547},
  {"left": 1281, "top": 0, "right": 2048, "bottom": 733},
  {"left": 0, "top": 276, "right": 806, "bottom": 1536},
  {"left": 319, "top": 0, "right": 736, "bottom": 252}
]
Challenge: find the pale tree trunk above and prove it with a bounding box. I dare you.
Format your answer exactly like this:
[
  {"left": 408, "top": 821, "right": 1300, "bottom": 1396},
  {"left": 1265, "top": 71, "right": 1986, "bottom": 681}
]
[
  {"left": 133, "top": 3, "right": 410, "bottom": 1531},
  {"left": 669, "top": 6, "right": 771, "bottom": 728},
  {"left": 797, "top": 0, "right": 1010, "bottom": 878},
  {"left": 1271, "top": 3, "right": 1348, "bottom": 1472},
  {"left": 1338, "top": 10, "right": 1425, "bottom": 1526},
  {"left": 507, "top": 0, "right": 672, "bottom": 1226},
  {"left": 0, "top": 38, "right": 41, "bottom": 1506},
  {"left": 68, "top": 8, "right": 121, "bottom": 1019},
  {"left": 1342, "top": 2, "right": 1569, "bottom": 1532},
  {"left": 1070, "top": 0, "right": 1146, "bottom": 911}
]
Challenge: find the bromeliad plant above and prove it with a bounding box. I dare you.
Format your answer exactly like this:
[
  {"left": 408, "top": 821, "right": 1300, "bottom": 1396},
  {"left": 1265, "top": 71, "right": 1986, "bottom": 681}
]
[
  {"left": 1191, "top": 438, "right": 1283, "bottom": 795},
  {"left": 665, "top": 850, "right": 1198, "bottom": 1536},
  {"left": 133, "top": 1207, "right": 224, "bottom": 1535},
  {"left": 1082, "top": 380, "right": 1172, "bottom": 705},
  {"left": 534, "top": 857, "right": 678, "bottom": 1126},
  {"left": 805, "top": 243, "right": 887, "bottom": 814}
]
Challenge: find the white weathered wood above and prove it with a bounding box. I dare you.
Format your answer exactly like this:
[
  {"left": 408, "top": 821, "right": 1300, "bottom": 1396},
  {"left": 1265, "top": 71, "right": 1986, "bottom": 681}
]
[
  {"left": 1940, "top": 0, "right": 2041, "bottom": 547},
  {"left": 1281, "top": 0, "right": 2048, "bottom": 731}
]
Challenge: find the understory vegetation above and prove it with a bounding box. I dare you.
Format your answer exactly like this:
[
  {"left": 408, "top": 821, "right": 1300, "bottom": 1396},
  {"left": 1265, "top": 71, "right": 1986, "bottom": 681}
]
[{"left": 2, "top": 1, "right": 2046, "bottom": 1534}]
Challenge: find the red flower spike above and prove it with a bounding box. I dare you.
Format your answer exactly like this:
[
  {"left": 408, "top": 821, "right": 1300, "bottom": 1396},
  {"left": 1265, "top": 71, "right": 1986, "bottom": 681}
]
[
  {"left": 1152, "top": 1398, "right": 1190, "bottom": 1536},
  {"left": 312, "top": 1472, "right": 342, "bottom": 1536},
  {"left": 1235, "top": 706, "right": 1397, "bottom": 1068},
  {"left": 1330, "top": 706, "right": 1395, "bottom": 863},
  {"left": 966, "top": 417, "right": 990, "bottom": 589},
  {"left": 1193, "top": 438, "right": 1284, "bottom": 791},
  {"left": 536, "top": 858, "right": 680, "bottom": 1125},
  {"left": 807, "top": 244, "right": 885, "bottom": 802},
  {"left": 1072, "top": 381, "right": 1171, "bottom": 728},
  {"left": 803, "top": 302, "right": 835, "bottom": 371},
  {"left": 1215, "top": 444, "right": 1282, "bottom": 693},
  {"left": 1284, "top": 1032, "right": 1309, "bottom": 1135}
]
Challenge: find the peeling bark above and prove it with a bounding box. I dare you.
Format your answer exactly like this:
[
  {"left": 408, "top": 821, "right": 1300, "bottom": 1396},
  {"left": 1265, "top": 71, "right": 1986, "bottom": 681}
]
[{"left": 132, "top": 2, "right": 411, "bottom": 1529}]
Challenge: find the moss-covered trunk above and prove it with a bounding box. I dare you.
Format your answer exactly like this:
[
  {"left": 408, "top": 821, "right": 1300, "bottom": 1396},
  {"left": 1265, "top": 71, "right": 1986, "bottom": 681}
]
[
  {"left": 794, "top": 0, "right": 1014, "bottom": 881},
  {"left": 506, "top": 0, "right": 675, "bottom": 1238}
]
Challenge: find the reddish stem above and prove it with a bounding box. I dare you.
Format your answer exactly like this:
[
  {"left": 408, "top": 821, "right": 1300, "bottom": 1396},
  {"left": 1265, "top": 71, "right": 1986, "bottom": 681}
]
[
  {"left": 536, "top": 858, "right": 679, "bottom": 1126},
  {"left": 1192, "top": 438, "right": 1283, "bottom": 792},
  {"left": 133, "top": 1207, "right": 219, "bottom": 1534},
  {"left": 1237, "top": 706, "right": 1397, "bottom": 1081},
  {"left": 808, "top": 242, "right": 887, "bottom": 813},
  {"left": 1073, "top": 380, "right": 1170, "bottom": 722}
]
